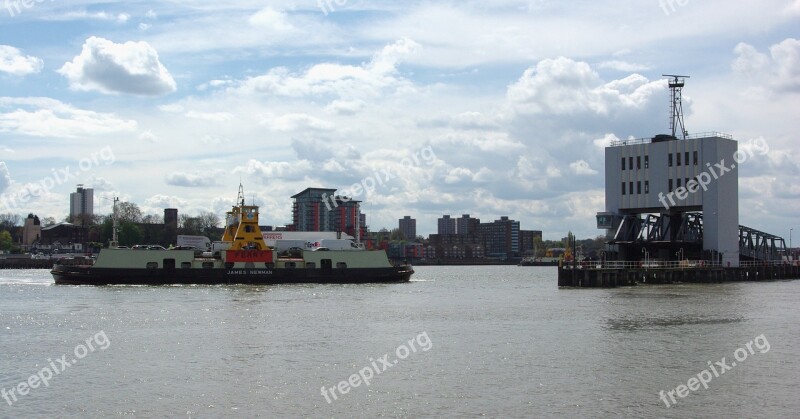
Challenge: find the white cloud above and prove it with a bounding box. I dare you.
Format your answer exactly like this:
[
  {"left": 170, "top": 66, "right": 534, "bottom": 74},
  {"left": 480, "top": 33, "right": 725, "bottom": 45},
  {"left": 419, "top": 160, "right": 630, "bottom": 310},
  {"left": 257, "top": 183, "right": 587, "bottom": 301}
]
[
  {"left": 546, "top": 166, "right": 562, "bottom": 178},
  {"left": 87, "top": 175, "right": 114, "bottom": 191},
  {"left": 265, "top": 113, "right": 333, "bottom": 132},
  {"left": 732, "top": 43, "right": 771, "bottom": 76},
  {"left": 234, "top": 38, "right": 420, "bottom": 99},
  {"left": 0, "top": 162, "right": 11, "bottom": 194},
  {"left": 248, "top": 7, "right": 293, "bottom": 31},
  {"left": 785, "top": 0, "right": 800, "bottom": 16},
  {"left": 185, "top": 111, "right": 234, "bottom": 122},
  {"left": 291, "top": 138, "right": 335, "bottom": 162},
  {"left": 58, "top": 36, "right": 177, "bottom": 96},
  {"left": 444, "top": 167, "right": 475, "bottom": 184},
  {"left": 165, "top": 171, "right": 218, "bottom": 187},
  {"left": 201, "top": 135, "right": 230, "bottom": 145},
  {"left": 158, "top": 104, "right": 184, "bottom": 113},
  {"left": 0, "top": 97, "right": 137, "bottom": 138},
  {"left": 508, "top": 57, "right": 663, "bottom": 115},
  {"left": 598, "top": 60, "right": 650, "bottom": 72},
  {"left": 0, "top": 46, "right": 43, "bottom": 76},
  {"left": 51, "top": 11, "right": 132, "bottom": 23},
  {"left": 139, "top": 130, "right": 158, "bottom": 142},
  {"left": 769, "top": 38, "right": 800, "bottom": 91},
  {"left": 733, "top": 38, "right": 800, "bottom": 92},
  {"left": 57, "top": 10, "right": 131, "bottom": 23},
  {"left": 431, "top": 132, "right": 525, "bottom": 156},
  {"left": 233, "top": 159, "right": 314, "bottom": 182},
  {"left": 144, "top": 194, "right": 187, "bottom": 209},
  {"left": 197, "top": 79, "right": 234, "bottom": 91},
  {"left": 569, "top": 160, "right": 599, "bottom": 175},
  {"left": 420, "top": 111, "right": 503, "bottom": 131},
  {"left": 325, "top": 99, "right": 366, "bottom": 115}
]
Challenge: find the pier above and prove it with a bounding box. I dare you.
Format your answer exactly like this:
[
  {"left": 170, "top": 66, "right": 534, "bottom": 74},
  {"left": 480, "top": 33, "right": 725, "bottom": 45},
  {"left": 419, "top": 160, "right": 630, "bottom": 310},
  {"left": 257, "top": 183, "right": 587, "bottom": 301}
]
[
  {"left": 558, "top": 260, "right": 800, "bottom": 287},
  {"left": 0, "top": 258, "right": 55, "bottom": 269}
]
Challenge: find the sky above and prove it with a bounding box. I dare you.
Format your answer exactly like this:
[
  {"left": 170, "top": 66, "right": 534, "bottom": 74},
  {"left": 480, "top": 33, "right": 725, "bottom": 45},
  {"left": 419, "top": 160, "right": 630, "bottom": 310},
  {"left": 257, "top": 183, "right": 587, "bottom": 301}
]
[{"left": 0, "top": 0, "right": 798, "bottom": 240}]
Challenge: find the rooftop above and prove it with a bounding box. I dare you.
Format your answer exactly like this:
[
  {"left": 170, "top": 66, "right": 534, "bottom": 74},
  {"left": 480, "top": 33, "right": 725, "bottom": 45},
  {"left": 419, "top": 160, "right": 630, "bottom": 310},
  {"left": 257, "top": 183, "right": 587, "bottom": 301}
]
[{"left": 608, "top": 132, "right": 734, "bottom": 147}]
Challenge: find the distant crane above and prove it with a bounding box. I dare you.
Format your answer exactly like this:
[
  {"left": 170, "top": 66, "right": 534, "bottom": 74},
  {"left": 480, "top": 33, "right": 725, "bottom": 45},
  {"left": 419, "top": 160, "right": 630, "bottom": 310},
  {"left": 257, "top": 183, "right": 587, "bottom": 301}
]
[{"left": 663, "top": 74, "right": 690, "bottom": 139}]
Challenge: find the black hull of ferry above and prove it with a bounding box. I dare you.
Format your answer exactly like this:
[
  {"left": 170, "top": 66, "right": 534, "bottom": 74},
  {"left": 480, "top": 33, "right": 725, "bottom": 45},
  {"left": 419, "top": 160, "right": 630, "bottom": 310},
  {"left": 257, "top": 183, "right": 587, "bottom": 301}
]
[{"left": 51, "top": 266, "right": 414, "bottom": 286}]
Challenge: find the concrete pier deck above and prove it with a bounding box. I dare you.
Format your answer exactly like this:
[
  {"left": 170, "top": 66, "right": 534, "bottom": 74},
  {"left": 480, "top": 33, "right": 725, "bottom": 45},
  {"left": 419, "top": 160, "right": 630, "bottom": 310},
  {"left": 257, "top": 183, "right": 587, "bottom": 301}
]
[{"left": 558, "top": 260, "right": 800, "bottom": 287}]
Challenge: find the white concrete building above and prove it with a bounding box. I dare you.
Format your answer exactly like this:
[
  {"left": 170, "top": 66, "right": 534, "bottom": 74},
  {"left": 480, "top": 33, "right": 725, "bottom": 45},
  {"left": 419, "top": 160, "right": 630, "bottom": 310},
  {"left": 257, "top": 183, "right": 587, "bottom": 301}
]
[{"left": 597, "top": 133, "right": 740, "bottom": 267}]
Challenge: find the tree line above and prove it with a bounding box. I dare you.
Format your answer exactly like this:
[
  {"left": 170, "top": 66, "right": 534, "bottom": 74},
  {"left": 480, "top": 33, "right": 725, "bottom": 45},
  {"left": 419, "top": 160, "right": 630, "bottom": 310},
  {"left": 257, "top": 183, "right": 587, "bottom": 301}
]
[{"left": 0, "top": 203, "right": 222, "bottom": 251}]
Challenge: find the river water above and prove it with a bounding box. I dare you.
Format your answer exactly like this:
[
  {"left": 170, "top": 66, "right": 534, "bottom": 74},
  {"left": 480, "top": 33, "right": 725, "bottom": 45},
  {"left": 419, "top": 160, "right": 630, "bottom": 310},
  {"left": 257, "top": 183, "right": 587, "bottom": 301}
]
[{"left": 0, "top": 266, "right": 797, "bottom": 418}]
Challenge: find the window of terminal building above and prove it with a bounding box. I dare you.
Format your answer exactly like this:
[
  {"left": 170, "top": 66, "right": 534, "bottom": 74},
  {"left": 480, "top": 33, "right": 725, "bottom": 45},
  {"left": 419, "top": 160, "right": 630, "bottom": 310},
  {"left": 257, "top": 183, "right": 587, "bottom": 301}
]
[
  {"left": 677, "top": 152, "right": 681, "bottom": 166},
  {"left": 637, "top": 181, "right": 641, "bottom": 194},
  {"left": 668, "top": 179, "right": 673, "bottom": 192},
  {"left": 645, "top": 155, "right": 649, "bottom": 169},
  {"left": 693, "top": 151, "right": 698, "bottom": 165},
  {"left": 621, "top": 157, "right": 626, "bottom": 170},
  {"left": 685, "top": 152, "right": 690, "bottom": 166},
  {"left": 622, "top": 182, "right": 626, "bottom": 195},
  {"left": 645, "top": 181, "right": 650, "bottom": 194},
  {"left": 629, "top": 182, "right": 633, "bottom": 195},
  {"left": 637, "top": 156, "right": 641, "bottom": 170},
  {"left": 677, "top": 178, "right": 682, "bottom": 188},
  {"left": 629, "top": 157, "right": 633, "bottom": 170},
  {"left": 668, "top": 154, "right": 673, "bottom": 167}
]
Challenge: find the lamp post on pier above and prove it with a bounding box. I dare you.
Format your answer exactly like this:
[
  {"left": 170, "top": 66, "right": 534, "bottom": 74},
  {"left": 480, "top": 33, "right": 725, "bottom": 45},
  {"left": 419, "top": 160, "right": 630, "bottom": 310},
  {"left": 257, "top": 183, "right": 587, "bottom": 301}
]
[
  {"left": 101, "top": 196, "right": 119, "bottom": 248},
  {"left": 600, "top": 250, "right": 606, "bottom": 268}
]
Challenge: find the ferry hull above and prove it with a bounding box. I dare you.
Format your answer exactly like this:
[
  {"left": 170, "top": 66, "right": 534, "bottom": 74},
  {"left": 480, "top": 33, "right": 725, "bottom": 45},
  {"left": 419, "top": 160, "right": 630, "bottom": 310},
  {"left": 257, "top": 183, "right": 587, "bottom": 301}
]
[{"left": 51, "top": 265, "right": 414, "bottom": 286}]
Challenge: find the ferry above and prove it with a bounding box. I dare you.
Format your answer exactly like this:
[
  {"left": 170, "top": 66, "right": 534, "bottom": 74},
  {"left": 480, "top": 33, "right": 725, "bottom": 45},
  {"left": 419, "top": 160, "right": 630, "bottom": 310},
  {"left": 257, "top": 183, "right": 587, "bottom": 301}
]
[{"left": 51, "top": 187, "right": 413, "bottom": 285}]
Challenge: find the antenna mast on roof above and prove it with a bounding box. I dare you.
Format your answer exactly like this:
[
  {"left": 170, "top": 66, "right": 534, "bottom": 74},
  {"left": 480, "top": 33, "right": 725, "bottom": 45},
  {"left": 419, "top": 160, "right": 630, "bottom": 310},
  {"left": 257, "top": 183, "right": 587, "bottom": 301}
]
[
  {"left": 237, "top": 183, "right": 245, "bottom": 206},
  {"left": 663, "top": 74, "right": 690, "bottom": 139}
]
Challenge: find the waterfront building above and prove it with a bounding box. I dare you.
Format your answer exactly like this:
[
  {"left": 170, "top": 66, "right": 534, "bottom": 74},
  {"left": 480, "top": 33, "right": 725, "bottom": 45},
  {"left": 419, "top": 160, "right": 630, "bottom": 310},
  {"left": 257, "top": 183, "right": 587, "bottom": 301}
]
[
  {"left": 290, "top": 187, "right": 364, "bottom": 238},
  {"left": 69, "top": 185, "right": 93, "bottom": 224},
  {"left": 437, "top": 215, "right": 456, "bottom": 235},
  {"left": 457, "top": 214, "right": 480, "bottom": 236},
  {"left": 478, "top": 217, "right": 520, "bottom": 258},
  {"left": 399, "top": 216, "right": 416, "bottom": 240},
  {"left": 428, "top": 233, "right": 484, "bottom": 259},
  {"left": 22, "top": 214, "right": 41, "bottom": 246},
  {"left": 520, "top": 230, "right": 543, "bottom": 256},
  {"left": 596, "top": 76, "right": 745, "bottom": 266}
]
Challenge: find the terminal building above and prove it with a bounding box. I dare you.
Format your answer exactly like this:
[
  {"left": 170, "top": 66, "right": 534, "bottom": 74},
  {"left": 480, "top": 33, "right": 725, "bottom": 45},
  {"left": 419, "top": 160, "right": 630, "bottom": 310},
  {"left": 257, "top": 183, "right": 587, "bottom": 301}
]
[
  {"left": 597, "top": 133, "right": 740, "bottom": 267},
  {"left": 596, "top": 76, "right": 785, "bottom": 268}
]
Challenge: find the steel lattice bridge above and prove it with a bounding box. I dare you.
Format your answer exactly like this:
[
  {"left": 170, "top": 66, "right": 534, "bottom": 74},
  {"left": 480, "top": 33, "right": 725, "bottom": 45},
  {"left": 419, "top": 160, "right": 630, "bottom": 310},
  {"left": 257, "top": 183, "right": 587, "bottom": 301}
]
[{"left": 609, "top": 212, "right": 787, "bottom": 262}]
